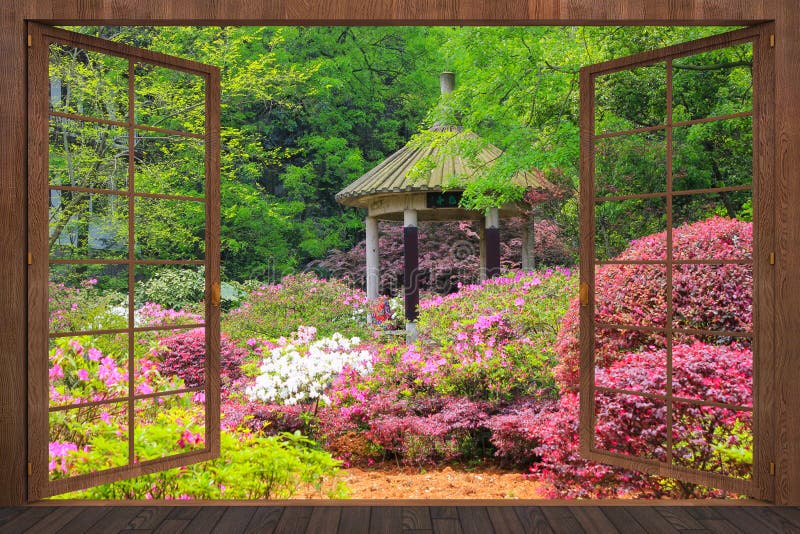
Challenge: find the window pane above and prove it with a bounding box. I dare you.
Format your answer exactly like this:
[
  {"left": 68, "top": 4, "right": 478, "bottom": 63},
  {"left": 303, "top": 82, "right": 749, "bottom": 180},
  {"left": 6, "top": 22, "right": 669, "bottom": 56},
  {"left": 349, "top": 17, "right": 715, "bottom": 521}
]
[
  {"left": 595, "top": 264, "right": 667, "bottom": 328},
  {"left": 595, "top": 197, "right": 667, "bottom": 261},
  {"left": 134, "top": 197, "right": 205, "bottom": 261},
  {"left": 672, "top": 192, "right": 753, "bottom": 261},
  {"left": 672, "top": 263, "right": 753, "bottom": 334},
  {"left": 672, "top": 402, "right": 752, "bottom": 479},
  {"left": 673, "top": 43, "right": 753, "bottom": 122},
  {"left": 595, "top": 328, "right": 667, "bottom": 396},
  {"left": 134, "top": 131, "right": 205, "bottom": 197},
  {"left": 134, "top": 392, "right": 206, "bottom": 463},
  {"left": 49, "top": 264, "right": 129, "bottom": 333},
  {"left": 49, "top": 191, "right": 128, "bottom": 260},
  {"left": 135, "top": 330, "right": 205, "bottom": 395},
  {"left": 594, "top": 391, "right": 668, "bottom": 461},
  {"left": 49, "top": 402, "right": 129, "bottom": 480},
  {"left": 49, "top": 333, "right": 129, "bottom": 408},
  {"left": 595, "top": 130, "right": 666, "bottom": 197},
  {"left": 134, "top": 265, "right": 205, "bottom": 327},
  {"left": 595, "top": 63, "right": 667, "bottom": 134},
  {"left": 672, "top": 335, "right": 752, "bottom": 408},
  {"left": 49, "top": 43, "right": 128, "bottom": 121},
  {"left": 673, "top": 116, "right": 752, "bottom": 192},
  {"left": 49, "top": 117, "right": 128, "bottom": 190},
  {"left": 134, "top": 62, "right": 205, "bottom": 134}
]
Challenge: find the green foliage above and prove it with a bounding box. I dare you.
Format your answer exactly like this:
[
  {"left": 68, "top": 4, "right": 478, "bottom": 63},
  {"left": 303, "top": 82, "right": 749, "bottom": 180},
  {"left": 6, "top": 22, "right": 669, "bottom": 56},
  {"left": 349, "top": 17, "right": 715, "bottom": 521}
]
[
  {"left": 58, "top": 431, "right": 347, "bottom": 500},
  {"left": 135, "top": 266, "right": 243, "bottom": 311},
  {"left": 222, "top": 273, "right": 371, "bottom": 343}
]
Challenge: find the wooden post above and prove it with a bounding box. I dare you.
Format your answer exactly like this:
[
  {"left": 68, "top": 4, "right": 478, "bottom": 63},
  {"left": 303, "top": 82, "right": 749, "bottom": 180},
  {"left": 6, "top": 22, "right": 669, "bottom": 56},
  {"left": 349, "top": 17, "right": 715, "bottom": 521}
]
[
  {"left": 485, "top": 207, "right": 501, "bottom": 278},
  {"left": 365, "top": 215, "right": 379, "bottom": 302},
  {"left": 403, "top": 210, "right": 419, "bottom": 335}
]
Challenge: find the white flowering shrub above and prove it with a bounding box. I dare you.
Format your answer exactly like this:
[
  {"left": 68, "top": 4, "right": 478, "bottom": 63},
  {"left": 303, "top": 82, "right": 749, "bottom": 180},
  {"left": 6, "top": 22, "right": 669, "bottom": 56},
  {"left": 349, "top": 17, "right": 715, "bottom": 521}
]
[{"left": 246, "top": 326, "right": 373, "bottom": 406}]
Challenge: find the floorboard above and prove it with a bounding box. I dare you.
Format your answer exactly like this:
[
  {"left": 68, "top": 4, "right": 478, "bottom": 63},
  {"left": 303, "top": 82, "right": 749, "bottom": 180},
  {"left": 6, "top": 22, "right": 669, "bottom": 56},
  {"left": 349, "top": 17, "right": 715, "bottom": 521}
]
[{"left": 0, "top": 504, "right": 797, "bottom": 534}]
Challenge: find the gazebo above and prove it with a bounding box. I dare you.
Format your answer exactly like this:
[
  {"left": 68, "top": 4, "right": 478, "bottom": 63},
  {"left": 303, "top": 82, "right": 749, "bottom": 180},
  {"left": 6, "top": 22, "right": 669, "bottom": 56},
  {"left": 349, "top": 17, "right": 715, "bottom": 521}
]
[{"left": 335, "top": 72, "right": 556, "bottom": 335}]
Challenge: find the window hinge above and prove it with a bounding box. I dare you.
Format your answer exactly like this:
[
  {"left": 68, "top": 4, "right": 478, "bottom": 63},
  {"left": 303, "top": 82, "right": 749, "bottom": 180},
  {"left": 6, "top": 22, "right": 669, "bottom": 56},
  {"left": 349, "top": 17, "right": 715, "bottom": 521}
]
[
  {"left": 27, "top": 252, "right": 32, "bottom": 265},
  {"left": 27, "top": 34, "right": 32, "bottom": 48},
  {"left": 769, "top": 252, "right": 775, "bottom": 265},
  {"left": 579, "top": 282, "right": 589, "bottom": 307},
  {"left": 770, "top": 462, "right": 775, "bottom": 476},
  {"left": 770, "top": 34, "right": 775, "bottom": 48},
  {"left": 27, "top": 463, "right": 32, "bottom": 476}
]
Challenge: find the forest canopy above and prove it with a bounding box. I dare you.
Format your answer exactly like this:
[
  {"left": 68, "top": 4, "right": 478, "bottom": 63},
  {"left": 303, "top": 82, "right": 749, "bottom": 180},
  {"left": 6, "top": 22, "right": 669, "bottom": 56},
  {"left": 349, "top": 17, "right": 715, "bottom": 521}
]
[{"left": 62, "top": 25, "right": 748, "bottom": 281}]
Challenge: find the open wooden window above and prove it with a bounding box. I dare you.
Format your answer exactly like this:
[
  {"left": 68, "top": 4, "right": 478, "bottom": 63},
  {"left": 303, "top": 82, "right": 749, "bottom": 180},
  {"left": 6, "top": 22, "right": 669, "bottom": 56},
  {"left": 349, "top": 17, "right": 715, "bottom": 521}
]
[
  {"left": 27, "top": 23, "right": 221, "bottom": 499},
  {"left": 579, "top": 25, "right": 774, "bottom": 498}
]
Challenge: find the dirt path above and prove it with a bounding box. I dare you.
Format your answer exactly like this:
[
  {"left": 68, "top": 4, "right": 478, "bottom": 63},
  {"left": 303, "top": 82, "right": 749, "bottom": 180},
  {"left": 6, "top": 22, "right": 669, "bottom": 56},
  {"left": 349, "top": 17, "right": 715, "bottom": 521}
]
[{"left": 331, "top": 465, "right": 549, "bottom": 499}]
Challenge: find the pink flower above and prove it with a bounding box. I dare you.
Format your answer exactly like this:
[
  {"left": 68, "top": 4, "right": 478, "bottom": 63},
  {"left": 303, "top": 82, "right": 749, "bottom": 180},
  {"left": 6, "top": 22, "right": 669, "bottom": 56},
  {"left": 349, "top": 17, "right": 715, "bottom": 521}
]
[
  {"left": 514, "top": 297, "right": 525, "bottom": 306},
  {"left": 49, "top": 363, "right": 63, "bottom": 380},
  {"left": 77, "top": 369, "right": 89, "bottom": 381},
  {"left": 100, "top": 411, "right": 112, "bottom": 424},
  {"left": 87, "top": 348, "right": 102, "bottom": 361}
]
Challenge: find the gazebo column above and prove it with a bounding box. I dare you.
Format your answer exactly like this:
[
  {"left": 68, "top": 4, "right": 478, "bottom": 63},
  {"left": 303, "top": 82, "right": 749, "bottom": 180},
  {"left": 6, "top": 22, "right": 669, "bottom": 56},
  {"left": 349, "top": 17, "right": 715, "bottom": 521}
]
[
  {"left": 365, "top": 215, "right": 380, "bottom": 325},
  {"left": 484, "top": 207, "right": 501, "bottom": 279},
  {"left": 365, "top": 215, "right": 380, "bottom": 302},
  {"left": 521, "top": 210, "right": 536, "bottom": 272},
  {"left": 403, "top": 209, "right": 419, "bottom": 340}
]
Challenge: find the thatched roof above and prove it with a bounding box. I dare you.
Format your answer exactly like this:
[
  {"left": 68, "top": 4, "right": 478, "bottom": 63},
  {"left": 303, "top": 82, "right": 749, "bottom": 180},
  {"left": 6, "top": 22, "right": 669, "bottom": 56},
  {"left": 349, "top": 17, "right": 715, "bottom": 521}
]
[{"left": 335, "top": 124, "right": 555, "bottom": 208}]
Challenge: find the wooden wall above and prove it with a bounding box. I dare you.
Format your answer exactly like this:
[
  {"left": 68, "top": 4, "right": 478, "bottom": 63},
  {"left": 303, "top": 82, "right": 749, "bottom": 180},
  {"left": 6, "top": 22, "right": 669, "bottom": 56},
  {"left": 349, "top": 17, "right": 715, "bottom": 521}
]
[{"left": 2, "top": 0, "right": 797, "bottom": 505}]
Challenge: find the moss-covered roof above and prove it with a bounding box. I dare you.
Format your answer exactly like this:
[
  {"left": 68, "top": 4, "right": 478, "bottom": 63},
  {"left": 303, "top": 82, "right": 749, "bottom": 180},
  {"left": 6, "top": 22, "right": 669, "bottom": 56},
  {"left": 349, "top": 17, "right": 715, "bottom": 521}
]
[{"left": 335, "top": 125, "right": 554, "bottom": 207}]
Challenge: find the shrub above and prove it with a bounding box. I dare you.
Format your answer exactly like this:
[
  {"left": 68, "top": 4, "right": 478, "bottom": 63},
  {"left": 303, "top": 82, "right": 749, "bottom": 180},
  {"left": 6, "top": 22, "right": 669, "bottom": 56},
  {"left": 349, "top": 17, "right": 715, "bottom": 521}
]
[
  {"left": 135, "top": 266, "right": 243, "bottom": 311},
  {"left": 155, "top": 329, "right": 248, "bottom": 390},
  {"left": 315, "top": 218, "right": 572, "bottom": 295},
  {"left": 223, "top": 273, "right": 371, "bottom": 342},
  {"left": 554, "top": 216, "right": 752, "bottom": 390}
]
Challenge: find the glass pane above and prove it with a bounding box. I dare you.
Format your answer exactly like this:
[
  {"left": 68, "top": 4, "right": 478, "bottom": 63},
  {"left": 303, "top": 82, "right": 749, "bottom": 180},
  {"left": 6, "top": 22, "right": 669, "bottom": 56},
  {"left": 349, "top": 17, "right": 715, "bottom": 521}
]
[
  {"left": 134, "top": 62, "right": 205, "bottom": 134},
  {"left": 134, "top": 330, "right": 204, "bottom": 395},
  {"left": 595, "top": 130, "right": 667, "bottom": 197},
  {"left": 49, "top": 191, "right": 128, "bottom": 260},
  {"left": 48, "top": 402, "right": 129, "bottom": 480},
  {"left": 49, "top": 333, "right": 129, "bottom": 408},
  {"left": 672, "top": 192, "right": 753, "bottom": 261},
  {"left": 134, "top": 392, "right": 206, "bottom": 463},
  {"left": 595, "top": 264, "right": 667, "bottom": 327},
  {"left": 49, "top": 117, "right": 128, "bottom": 190},
  {"left": 595, "top": 62, "right": 667, "bottom": 134},
  {"left": 134, "top": 197, "right": 205, "bottom": 261},
  {"left": 595, "top": 328, "right": 667, "bottom": 395},
  {"left": 672, "top": 335, "right": 752, "bottom": 408},
  {"left": 594, "top": 392, "right": 668, "bottom": 461},
  {"left": 672, "top": 263, "right": 753, "bottom": 334},
  {"left": 672, "top": 402, "right": 752, "bottom": 479},
  {"left": 49, "top": 43, "right": 128, "bottom": 121},
  {"left": 134, "top": 131, "right": 205, "bottom": 197},
  {"left": 595, "top": 197, "right": 667, "bottom": 261},
  {"left": 134, "top": 265, "right": 205, "bottom": 326},
  {"left": 673, "top": 43, "right": 753, "bottom": 122},
  {"left": 673, "top": 116, "right": 752, "bottom": 192},
  {"left": 49, "top": 264, "right": 128, "bottom": 333}
]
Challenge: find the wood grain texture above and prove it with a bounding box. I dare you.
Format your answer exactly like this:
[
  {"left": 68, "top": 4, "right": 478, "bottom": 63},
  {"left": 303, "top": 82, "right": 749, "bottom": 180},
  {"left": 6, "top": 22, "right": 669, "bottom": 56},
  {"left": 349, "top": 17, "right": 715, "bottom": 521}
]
[{"left": 3, "top": 0, "right": 799, "bottom": 507}]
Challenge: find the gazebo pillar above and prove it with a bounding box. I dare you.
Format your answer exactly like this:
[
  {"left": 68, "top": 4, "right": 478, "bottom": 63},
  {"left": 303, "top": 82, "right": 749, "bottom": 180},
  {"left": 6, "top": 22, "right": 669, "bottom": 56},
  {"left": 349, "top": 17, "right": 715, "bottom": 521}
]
[
  {"left": 521, "top": 210, "right": 536, "bottom": 271},
  {"left": 365, "top": 215, "right": 380, "bottom": 301},
  {"left": 484, "top": 207, "right": 501, "bottom": 279},
  {"left": 403, "top": 209, "right": 419, "bottom": 339}
]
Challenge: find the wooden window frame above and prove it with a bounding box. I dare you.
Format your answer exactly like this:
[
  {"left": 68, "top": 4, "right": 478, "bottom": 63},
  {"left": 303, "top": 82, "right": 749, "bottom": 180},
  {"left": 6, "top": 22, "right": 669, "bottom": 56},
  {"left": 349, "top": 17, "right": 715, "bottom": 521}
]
[
  {"left": 26, "top": 23, "right": 221, "bottom": 499},
  {"left": 578, "top": 24, "right": 775, "bottom": 499}
]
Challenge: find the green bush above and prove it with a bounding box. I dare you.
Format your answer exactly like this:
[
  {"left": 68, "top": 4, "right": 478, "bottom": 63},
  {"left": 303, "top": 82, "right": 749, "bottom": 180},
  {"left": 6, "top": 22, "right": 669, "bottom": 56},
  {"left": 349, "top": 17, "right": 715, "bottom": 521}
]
[
  {"left": 135, "top": 266, "right": 243, "bottom": 311},
  {"left": 223, "top": 273, "right": 371, "bottom": 342},
  {"left": 56, "top": 431, "right": 347, "bottom": 500}
]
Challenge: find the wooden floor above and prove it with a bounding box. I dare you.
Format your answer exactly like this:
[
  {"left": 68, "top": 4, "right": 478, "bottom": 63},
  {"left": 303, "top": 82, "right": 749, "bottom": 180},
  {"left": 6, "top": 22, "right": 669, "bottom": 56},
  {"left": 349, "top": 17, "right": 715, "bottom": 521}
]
[{"left": 1, "top": 504, "right": 800, "bottom": 533}]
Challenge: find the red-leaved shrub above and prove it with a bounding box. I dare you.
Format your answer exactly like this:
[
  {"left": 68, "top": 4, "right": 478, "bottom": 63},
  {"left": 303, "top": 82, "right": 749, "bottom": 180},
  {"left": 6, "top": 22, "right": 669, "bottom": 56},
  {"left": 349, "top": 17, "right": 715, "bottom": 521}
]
[
  {"left": 156, "top": 329, "right": 248, "bottom": 390},
  {"left": 554, "top": 216, "right": 752, "bottom": 390}
]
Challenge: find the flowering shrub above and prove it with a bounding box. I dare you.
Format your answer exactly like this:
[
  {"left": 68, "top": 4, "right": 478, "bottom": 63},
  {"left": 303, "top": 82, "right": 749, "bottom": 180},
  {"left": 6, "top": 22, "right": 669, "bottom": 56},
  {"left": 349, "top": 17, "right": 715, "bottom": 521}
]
[
  {"left": 154, "top": 329, "right": 248, "bottom": 390},
  {"left": 224, "top": 273, "right": 371, "bottom": 342},
  {"left": 246, "top": 326, "right": 373, "bottom": 406},
  {"left": 49, "top": 279, "right": 126, "bottom": 332}
]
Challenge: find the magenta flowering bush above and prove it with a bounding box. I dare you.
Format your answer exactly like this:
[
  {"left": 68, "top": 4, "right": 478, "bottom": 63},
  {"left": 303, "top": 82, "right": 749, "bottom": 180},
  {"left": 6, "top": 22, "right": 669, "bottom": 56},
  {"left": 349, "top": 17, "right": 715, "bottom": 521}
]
[{"left": 154, "top": 329, "right": 248, "bottom": 390}]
